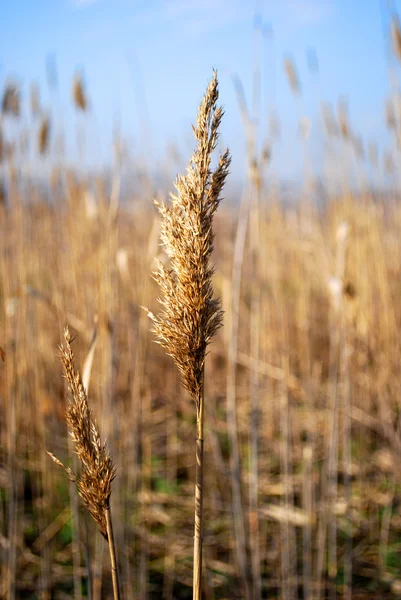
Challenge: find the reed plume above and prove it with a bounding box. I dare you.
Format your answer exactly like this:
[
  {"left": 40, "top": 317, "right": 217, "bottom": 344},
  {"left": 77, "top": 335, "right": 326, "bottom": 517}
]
[
  {"left": 284, "top": 57, "right": 301, "bottom": 95},
  {"left": 391, "top": 17, "right": 401, "bottom": 64},
  {"left": 337, "top": 98, "right": 350, "bottom": 140},
  {"left": 147, "top": 70, "right": 230, "bottom": 600},
  {"left": 47, "top": 326, "right": 120, "bottom": 600},
  {"left": 1, "top": 82, "right": 20, "bottom": 117},
  {"left": 38, "top": 116, "right": 50, "bottom": 155},
  {"left": 73, "top": 73, "right": 88, "bottom": 112}
]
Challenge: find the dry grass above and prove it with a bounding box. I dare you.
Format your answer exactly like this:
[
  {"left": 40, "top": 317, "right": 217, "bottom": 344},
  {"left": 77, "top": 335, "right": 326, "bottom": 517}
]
[
  {"left": 3, "top": 175, "right": 401, "bottom": 599},
  {"left": 3, "top": 36, "right": 401, "bottom": 600}
]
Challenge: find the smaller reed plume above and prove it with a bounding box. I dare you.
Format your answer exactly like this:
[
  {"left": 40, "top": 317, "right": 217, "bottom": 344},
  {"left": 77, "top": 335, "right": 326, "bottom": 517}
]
[
  {"left": 284, "top": 57, "right": 301, "bottom": 95},
  {"left": 38, "top": 116, "right": 51, "bottom": 155},
  {"left": 47, "top": 327, "right": 120, "bottom": 599},
  {"left": 337, "top": 98, "right": 350, "bottom": 140},
  {"left": 73, "top": 73, "right": 88, "bottom": 112},
  {"left": 391, "top": 17, "right": 401, "bottom": 64},
  {"left": 147, "top": 70, "right": 230, "bottom": 600},
  {"left": 1, "top": 82, "right": 20, "bottom": 117}
]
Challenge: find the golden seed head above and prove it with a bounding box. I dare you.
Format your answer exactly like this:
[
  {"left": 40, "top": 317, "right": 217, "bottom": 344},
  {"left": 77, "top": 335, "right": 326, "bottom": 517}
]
[
  {"left": 48, "top": 326, "right": 116, "bottom": 539},
  {"left": 149, "top": 71, "right": 230, "bottom": 407}
]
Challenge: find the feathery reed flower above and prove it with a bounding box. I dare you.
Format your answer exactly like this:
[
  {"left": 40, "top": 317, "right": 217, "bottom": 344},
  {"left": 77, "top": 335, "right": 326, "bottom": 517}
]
[
  {"left": 147, "top": 70, "right": 230, "bottom": 600},
  {"left": 149, "top": 70, "right": 230, "bottom": 409},
  {"left": 48, "top": 326, "right": 116, "bottom": 539}
]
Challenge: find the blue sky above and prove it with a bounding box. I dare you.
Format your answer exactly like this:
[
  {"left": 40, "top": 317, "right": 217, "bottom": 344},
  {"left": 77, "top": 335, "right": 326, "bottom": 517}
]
[{"left": 0, "top": 0, "right": 399, "bottom": 185}]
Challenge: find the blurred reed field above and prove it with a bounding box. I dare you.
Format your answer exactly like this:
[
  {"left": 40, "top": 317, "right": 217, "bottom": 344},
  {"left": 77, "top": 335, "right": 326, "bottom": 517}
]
[{"left": 5, "top": 11, "right": 401, "bottom": 600}]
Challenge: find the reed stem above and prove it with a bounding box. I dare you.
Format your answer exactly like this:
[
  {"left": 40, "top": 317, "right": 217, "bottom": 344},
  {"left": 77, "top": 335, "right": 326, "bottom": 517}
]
[
  {"left": 193, "top": 384, "right": 204, "bottom": 600},
  {"left": 106, "top": 506, "right": 121, "bottom": 600}
]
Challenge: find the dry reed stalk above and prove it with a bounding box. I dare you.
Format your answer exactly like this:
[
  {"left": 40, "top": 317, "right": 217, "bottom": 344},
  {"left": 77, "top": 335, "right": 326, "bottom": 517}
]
[
  {"left": 279, "top": 354, "right": 298, "bottom": 600},
  {"left": 321, "top": 103, "right": 338, "bottom": 138},
  {"left": 385, "top": 98, "right": 396, "bottom": 131},
  {"left": 384, "top": 151, "right": 394, "bottom": 173},
  {"left": 368, "top": 141, "right": 378, "bottom": 168},
  {"left": 269, "top": 111, "right": 281, "bottom": 140},
  {"left": 2, "top": 184, "right": 26, "bottom": 600},
  {"left": 314, "top": 224, "right": 350, "bottom": 600},
  {"left": 294, "top": 252, "right": 314, "bottom": 600},
  {"left": 147, "top": 71, "right": 230, "bottom": 600},
  {"left": 229, "top": 71, "right": 257, "bottom": 600},
  {"left": 93, "top": 173, "right": 121, "bottom": 596},
  {"left": 0, "top": 128, "right": 4, "bottom": 163},
  {"left": 30, "top": 82, "right": 41, "bottom": 117},
  {"left": 249, "top": 174, "right": 262, "bottom": 600},
  {"left": 231, "top": 56, "right": 271, "bottom": 597},
  {"left": 226, "top": 190, "right": 252, "bottom": 600},
  {"left": 248, "top": 27, "right": 264, "bottom": 597},
  {"left": 47, "top": 326, "right": 120, "bottom": 600}
]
